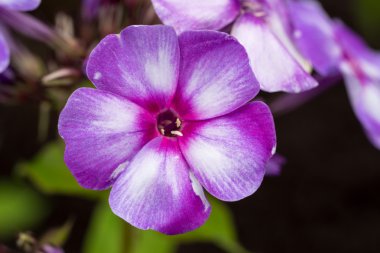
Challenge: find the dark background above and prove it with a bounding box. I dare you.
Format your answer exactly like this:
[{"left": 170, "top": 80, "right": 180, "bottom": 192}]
[{"left": 1, "top": 0, "right": 380, "bottom": 252}]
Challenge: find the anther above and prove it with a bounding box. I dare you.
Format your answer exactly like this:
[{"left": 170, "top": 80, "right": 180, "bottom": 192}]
[
  {"left": 170, "top": 130, "right": 183, "bottom": 137},
  {"left": 175, "top": 118, "right": 181, "bottom": 128}
]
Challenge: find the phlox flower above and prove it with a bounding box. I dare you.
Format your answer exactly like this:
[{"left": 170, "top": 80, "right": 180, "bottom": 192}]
[
  {"left": 151, "top": 0, "right": 318, "bottom": 93},
  {"left": 288, "top": 0, "right": 380, "bottom": 149},
  {"left": 0, "top": 0, "right": 41, "bottom": 73},
  {"left": 58, "top": 25, "right": 276, "bottom": 234}
]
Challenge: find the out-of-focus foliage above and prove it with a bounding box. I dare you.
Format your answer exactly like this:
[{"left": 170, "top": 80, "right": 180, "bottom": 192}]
[
  {"left": 83, "top": 201, "right": 126, "bottom": 253},
  {"left": 353, "top": 0, "right": 380, "bottom": 45},
  {"left": 17, "top": 141, "right": 102, "bottom": 199},
  {"left": 39, "top": 219, "right": 74, "bottom": 247},
  {"left": 83, "top": 198, "right": 249, "bottom": 253},
  {"left": 0, "top": 181, "right": 48, "bottom": 239}
]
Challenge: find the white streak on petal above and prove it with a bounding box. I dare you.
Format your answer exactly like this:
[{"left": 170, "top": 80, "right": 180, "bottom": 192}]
[
  {"left": 190, "top": 172, "right": 210, "bottom": 211},
  {"left": 110, "top": 161, "right": 129, "bottom": 180}
]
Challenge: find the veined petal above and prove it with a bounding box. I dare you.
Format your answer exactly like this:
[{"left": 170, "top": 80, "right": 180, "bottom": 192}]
[
  {"left": 232, "top": 13, "right": 318, "bottom": 93},
  {"left": 0, "top": 0, "right": 40, "bottom": 11},
  {"left": 58, "top": 88, "right": 156, "bottom": 190},
  {"left": 109, "top": 137, "right": 210, "bottom": 235},
  {"left": 151, "top": 0, "right": 240, "bottom": 33},
  {"left": 287, "top": 0, "right": 340, "bottom": 76},
  {"left": 344, "top": 74, "right": 380, "bottom": 149},
  {"left": 173, "top": 30, "right": 259, "bottom": 120},
  {"left": 179, "top": 102, "right": 276, "bottom": 201},
  {"left": 87, "top": 25, "right": 180, "bottom": 113},
  {"left": 0, "top": 31, "right": 9, "bottom": 73}
]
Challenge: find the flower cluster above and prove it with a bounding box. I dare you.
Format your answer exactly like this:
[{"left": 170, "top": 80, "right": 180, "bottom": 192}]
[
  {"left": 1, "top": 0, "right": 378, "bottom": 238},
  {"left": 56, "top": 0, "right": 380, "bottom": 234}
]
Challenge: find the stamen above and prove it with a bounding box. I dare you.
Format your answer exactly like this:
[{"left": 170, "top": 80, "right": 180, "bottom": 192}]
[
  {"left": 175, "top": 118, "right": 181, "bottom": 128},
  {"left": 170, "top": 130, "right": 183, "bottom": 137}
]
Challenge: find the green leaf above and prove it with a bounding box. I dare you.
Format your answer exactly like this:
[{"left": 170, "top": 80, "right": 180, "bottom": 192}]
[
  {"left": 83, "top": 201, "right": 127, "bottom": 253},
  {"left": 0, "top": 180, "right": 48, "bottom": 239},
  {"left": 17, "top": 141, "right": 102, "bottom": 199}
]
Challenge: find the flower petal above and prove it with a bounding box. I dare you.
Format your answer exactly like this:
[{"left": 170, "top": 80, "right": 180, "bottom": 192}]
[
  {"left": 58, "top": 88, "right": 156, "bottom": 190},
  {"left": 334, "top": 21, "right": 380, "bottom": 81},
  {"left": 344, "top": 75, "right": 380, "bottom": 149},
  {"left": 87, "top": 25, "right": 180, "bottom": 113},
  {"left": 231, "top": 13, "right": 318, "bottom": 93},
  {"left": 151, "top": 0, "right": 240, "bottom": 33},
  {"left": 265, "top": 0, "right": 313, "bottom": 74},
  {"left": 173, "top": 30, "right": 259, "bottom": 120},
  {"left": 109, "top": 137, "right": 211, "bottom": 235},
  {"left": 179, "top": 102, "right": 276, "bottom": 201},
  {"left": 0, "top": 31, "right": 10, "bottom": 73},
  {"left": 287, "top": 0, "right": 340, "bottom": 76},
  {"left": 0, "top": 0, "right": 40, "bottom": 11}
]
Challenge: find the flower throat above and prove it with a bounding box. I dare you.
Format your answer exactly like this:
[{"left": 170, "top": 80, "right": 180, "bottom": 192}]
[{"left": 156, "top": 110, "right": 183, "bottom": 137}]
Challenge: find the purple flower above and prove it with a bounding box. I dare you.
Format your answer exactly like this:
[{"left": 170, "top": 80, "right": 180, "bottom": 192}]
[
  {"left": 335, "top": 23, "right": 380, "bottom": 149},
  {"left": 151, "top": 0, "right": 318, "bottom": 93},
  {"left": 287, "top": 0, "right": 380, "bottom": 149},
  {"left": 265, "top": 153, "right": 286, "bottom": 176},
  {"left": 58, "top": 25, "right": 276, "bottom": 234},
  {"left": 0, "top": 0, "right": 41, "bottom": 73}
]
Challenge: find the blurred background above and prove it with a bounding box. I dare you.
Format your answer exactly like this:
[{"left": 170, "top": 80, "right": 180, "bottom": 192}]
[{"left": 0, "top": 0, "right": 380, "bottom": 252}]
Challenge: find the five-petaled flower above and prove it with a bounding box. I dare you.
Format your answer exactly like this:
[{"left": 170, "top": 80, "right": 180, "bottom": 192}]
[
  {"left": 151, "top": 0, "right": 318, "bottom": 93},
  {"left": 0, "top": 0, "right": 41, "bottom": 73},
  {"left": 58, "top": 25, "right": 276, "bottom": 234}
]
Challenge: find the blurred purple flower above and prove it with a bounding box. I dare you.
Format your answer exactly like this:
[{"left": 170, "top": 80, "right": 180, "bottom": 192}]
[
  {"left": 82, "top": 0, "right": 102, "bottom": 21},
  {"left": 287, "top": 0, "right": 380, "bottom": 149},
  {"left": 336, "top": 23, "right": 380, "bottom": 149},
  {"left": 58, "top": 25, "right": 276, "bottom": 234},
  {"left": 0, "top": 0, "right": 40, "bottom": 73},
  {"left": 41, "top": 245, "right": 64, "bottom": 253},
  {"left": 151, "top": 0, "right": 318, "bottom": 93},
  {"left": 81, "top": 0, "right": 119, "bottom": 21},
  {"left": 265, "top": 153, "right": 286, "bottom": 176}
]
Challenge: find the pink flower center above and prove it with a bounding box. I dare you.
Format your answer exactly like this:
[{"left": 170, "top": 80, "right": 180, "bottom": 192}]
[{"left": 156, "top": 110, "right": 183, "bottom": 137}]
